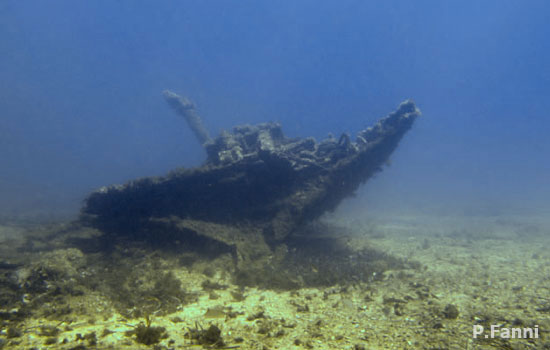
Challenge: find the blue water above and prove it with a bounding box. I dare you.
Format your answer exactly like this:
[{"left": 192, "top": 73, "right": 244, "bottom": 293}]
[{"left": 1, "top": 0, "right": 549, "bottom": 218}]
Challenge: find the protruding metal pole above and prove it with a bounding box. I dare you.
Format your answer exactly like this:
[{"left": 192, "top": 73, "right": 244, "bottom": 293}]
[{"left": 163, "top": 90, "right": 212, "bottom": 146}]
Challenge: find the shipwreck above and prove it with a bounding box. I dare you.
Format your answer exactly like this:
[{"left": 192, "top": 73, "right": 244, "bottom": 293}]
[{"left": 81, "top": 91, "right": 420, "bottom": 283}]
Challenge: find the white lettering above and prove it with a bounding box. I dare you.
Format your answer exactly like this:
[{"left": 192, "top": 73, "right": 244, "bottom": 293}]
[
  {"left": 490, "top": 324, "right": 500, "bottom": 338},
  {"left": 473, "top": 325, "right": 484, "bottom": 338},
  {"left": 523, "top": 327, "right": 533, "bottom": 339},
  {"left": 511, "top": 327, "right": 523, "bottom": 338},
  {"left": 473, "top": 324, "right": 540, "bottom": 339}
]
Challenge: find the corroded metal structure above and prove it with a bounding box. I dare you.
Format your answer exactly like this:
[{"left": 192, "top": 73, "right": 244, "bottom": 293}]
[{"left": 81, "top": 91, "right": 420, "bottom": 265}]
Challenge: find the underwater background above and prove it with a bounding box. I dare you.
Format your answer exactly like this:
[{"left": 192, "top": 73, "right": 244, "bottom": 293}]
[
  {"left": 2, "top": 2, "right": 550, "bottom": 350},
  {"left": 2, "top": 0, "right": 549, "bottom": 220}
]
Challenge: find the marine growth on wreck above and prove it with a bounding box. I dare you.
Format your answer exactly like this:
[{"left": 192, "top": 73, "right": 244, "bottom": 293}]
[{"left": 82, "top": 91, "right": 421, "bottom": 274}]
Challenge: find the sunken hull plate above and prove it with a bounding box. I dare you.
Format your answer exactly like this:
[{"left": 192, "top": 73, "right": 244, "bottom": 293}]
[{"left": 81, "top": 100, "right": 420, "bottom": 256}]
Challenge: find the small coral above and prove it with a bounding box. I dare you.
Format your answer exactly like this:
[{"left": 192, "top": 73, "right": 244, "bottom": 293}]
[
  {"left": 186, "top": 324, "right": 225, "bottom": 348},
  {"left": 134, "top": 323, "right": 167, "bottom": 345},
  {"left": 127, "top": 317, "right": 168, "bottom": 346}
]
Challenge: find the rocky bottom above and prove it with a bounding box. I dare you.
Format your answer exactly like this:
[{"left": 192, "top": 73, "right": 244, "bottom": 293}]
[{"left": 1, "top": 210, "right": 550, "bottom": 350}]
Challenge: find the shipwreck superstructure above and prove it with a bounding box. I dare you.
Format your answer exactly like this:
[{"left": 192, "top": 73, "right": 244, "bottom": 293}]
[{"left": 81, "top": 91, "right": 420, "bottom": 269}]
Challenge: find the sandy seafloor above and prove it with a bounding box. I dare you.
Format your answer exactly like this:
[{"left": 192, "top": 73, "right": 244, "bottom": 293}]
[{"left": 1, "top": 210, "right": 550, "bottom": 350}]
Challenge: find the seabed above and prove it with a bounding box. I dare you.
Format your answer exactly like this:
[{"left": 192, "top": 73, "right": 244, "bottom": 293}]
[{"left": 1, "top": 210, "right": 549, "bottom": 350}]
